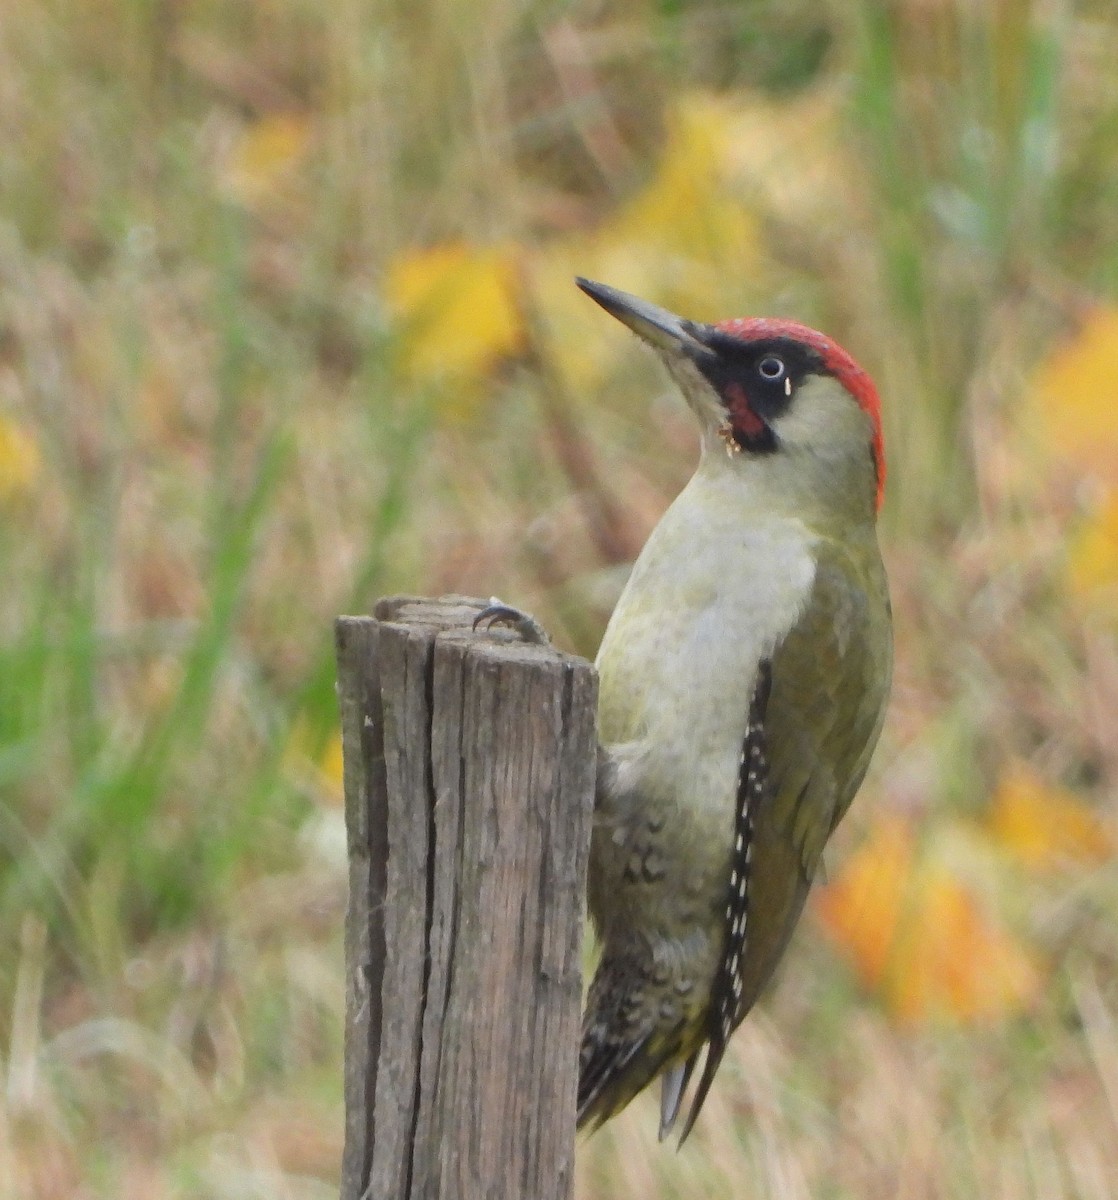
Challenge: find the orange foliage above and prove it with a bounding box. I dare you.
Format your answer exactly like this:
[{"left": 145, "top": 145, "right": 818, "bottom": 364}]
[{"left": 816, "top": 816, "right": 1041, "bottom": 1023}]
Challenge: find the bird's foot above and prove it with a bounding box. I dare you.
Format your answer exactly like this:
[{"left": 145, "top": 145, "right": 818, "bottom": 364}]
[{"left": 472, "top": 599, "right": 551, "bottom": 646}]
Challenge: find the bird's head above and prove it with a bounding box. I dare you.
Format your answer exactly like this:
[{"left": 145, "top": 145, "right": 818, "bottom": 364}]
[{"left": 577, "top": 277, "right": 885, "bottom": 516}]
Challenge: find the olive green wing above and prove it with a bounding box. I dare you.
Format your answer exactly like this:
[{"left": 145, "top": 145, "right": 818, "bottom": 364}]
[{"left": 765, "top": 537, "right": 893, "bottom": 882}]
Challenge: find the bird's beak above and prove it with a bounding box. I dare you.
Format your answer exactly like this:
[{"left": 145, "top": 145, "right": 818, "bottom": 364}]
[{"left": 576, "top": 278, "right": 711, "bottom": 358}]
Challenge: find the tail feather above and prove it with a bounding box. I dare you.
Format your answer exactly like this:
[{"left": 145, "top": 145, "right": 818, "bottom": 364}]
[
  {"left": 674, "top": 1033, "right": 731, "bottom": 1145},
  {"left": 577, "top": 1028, "right": 652, "bottom": 1130},
  {"left": 577, "top": 953, "right": 693, "bottom": 1131},
  {"left": 657, "top": 1052, "right": 698, "bottom": 1141}
]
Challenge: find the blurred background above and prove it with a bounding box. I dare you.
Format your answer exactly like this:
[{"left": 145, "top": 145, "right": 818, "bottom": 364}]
[{"left": 2, "top": 0, "right": 1118, "bottom": 1196}]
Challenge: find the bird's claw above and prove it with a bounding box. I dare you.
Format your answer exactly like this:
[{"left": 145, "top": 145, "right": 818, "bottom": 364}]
[{"left": 472, "top": 599, "right": 551, "bottom": 646}]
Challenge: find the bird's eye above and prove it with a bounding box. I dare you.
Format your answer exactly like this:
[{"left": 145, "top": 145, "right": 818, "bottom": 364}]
[{"left": 758, "top": 356, "right": 785, "bottom": 380}]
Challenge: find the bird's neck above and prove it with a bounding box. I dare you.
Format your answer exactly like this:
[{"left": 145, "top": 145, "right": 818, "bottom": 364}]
[{"left": 694, "top": 430, "right": 879, "bottom": 536}]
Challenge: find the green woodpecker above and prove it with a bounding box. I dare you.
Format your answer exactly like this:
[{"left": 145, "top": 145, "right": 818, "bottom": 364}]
[{"left": 575, "top": 278, "right": 892, "bottom": 1143}]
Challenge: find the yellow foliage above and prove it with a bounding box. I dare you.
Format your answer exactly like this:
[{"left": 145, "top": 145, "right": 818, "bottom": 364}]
[
  {"left": 816, "top": 816, "right": 1041, "bottom": 1023},
  {"left": 1029, "top": 307, "right": 1118, "bottom": 481},
  {"left": 318, "top": 732, "right": 345, "bottom": 795},
  {"left": 604, "top": 96, "right": 761, "bottom": 269},
  {"left": 1066, "top": 490, "right": 1118, "bottom": 614},
  {"left": 384, "top": 242, "right": 525, "bottom": 410},
  {"left": 223, "top": 113, "right": 311, "bottom": 209},
  {"left": 0, "top": 417, "right": 41, "bottom": 502},
  {"left": 438, "top": 91, "right": 840, "bottom": 402},
  {"left": 284, "top": 719, "right": 344, "bottom": 807},
  {"left": 535, "top": 93, "right": 771, "bottom": 396},
  {"left": 986, "top": 762, "right": 1114, "bottom": 871},
  {"left": 596, "top": 95, "right": 766, "bottom": 316}
]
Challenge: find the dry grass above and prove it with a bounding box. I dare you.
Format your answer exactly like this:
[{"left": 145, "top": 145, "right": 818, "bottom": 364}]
[{"left": 2, "top": 0, "right": 1118, "bottom": 1196}]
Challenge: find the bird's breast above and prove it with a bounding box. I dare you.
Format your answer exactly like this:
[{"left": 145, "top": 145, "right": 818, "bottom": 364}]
[{"left": 595, "top": 478, "right": 817, "bottom": 820}]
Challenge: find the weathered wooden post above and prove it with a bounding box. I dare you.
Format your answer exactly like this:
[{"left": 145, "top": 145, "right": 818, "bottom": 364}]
[{"left": 335, "top": 595, "right": 597, "bottom": 1200}]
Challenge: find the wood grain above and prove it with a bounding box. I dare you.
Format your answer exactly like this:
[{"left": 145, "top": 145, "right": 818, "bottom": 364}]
[{"left": 336, "top": 596, "right": 596, "bottom": 1200}]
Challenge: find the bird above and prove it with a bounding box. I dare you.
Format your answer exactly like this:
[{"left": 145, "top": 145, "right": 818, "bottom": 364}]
[{"left": 573, "top": 277, "right": 893, "bottom": 1144}]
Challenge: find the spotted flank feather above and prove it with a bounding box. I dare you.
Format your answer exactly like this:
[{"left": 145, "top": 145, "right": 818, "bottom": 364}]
[{"left": 671, "top": 660, "right": 772, "bottom": 1144}]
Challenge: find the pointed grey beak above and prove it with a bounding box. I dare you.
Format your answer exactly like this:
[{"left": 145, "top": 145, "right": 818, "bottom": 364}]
[{"left": 576, "top": 278, "right": 711, "bottom": 357}]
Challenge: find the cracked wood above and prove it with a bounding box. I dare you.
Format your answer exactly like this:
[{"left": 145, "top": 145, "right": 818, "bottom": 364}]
[{"left": 336, "top": 595, "right": 597, "bottom": 1200}]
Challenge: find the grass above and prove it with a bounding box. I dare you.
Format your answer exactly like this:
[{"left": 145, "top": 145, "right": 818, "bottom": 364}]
[{"left": 2, "top": 0, "right": 1118, "bottom": 1196}]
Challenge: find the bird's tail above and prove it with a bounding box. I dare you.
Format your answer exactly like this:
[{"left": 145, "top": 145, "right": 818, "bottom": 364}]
[{"left": 577, "top": 953, "right": 697, "bottom": 1134}]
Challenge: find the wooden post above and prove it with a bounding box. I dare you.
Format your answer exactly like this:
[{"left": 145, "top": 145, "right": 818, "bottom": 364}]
[{"left": 335, "top": 595, "right": 597, "bottom": 1200}]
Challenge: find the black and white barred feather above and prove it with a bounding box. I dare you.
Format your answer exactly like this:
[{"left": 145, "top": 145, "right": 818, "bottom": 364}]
[{"left": 672, "top": 659, "right": 772, "bottom": 1143}]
